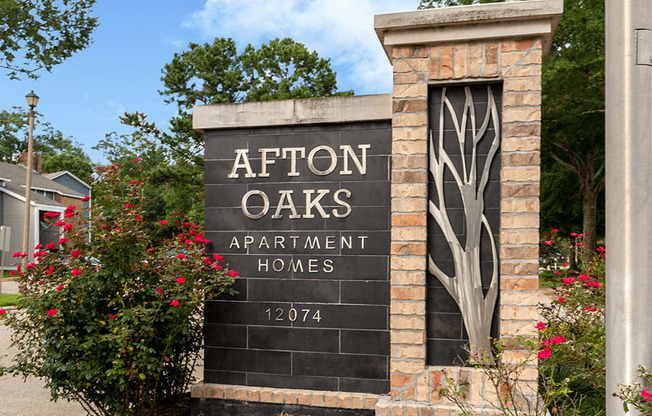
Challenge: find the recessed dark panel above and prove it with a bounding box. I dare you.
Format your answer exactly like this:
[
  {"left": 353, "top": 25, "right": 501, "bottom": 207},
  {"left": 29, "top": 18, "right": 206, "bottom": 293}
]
[{"left": 427, "top": 84, "right": 501, "bottom": 366}]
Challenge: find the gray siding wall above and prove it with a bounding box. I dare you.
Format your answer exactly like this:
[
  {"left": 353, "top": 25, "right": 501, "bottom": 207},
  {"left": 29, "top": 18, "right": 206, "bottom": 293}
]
[{"left": 52, "top": 175, "right": 89, "bottom": 196}]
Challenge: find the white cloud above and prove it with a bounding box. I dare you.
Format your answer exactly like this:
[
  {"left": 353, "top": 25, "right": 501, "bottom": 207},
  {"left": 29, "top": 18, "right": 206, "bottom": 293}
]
[{"left": 183, "top": 0, "right": 419, "bottom": 94}]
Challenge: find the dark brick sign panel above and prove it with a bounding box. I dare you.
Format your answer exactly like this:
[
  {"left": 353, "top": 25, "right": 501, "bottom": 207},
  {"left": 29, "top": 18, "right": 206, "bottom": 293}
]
[{"left": 203, "top": 121, "right": 391, "bottom": 394}]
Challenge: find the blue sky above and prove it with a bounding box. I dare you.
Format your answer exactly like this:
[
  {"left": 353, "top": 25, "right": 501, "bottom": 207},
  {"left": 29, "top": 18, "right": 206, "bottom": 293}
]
[{"left": 1, "top": 0, "right": 418, "bottom": 164}]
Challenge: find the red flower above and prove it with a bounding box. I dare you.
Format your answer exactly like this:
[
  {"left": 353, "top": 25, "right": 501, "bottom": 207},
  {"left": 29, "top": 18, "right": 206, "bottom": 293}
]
[
  {"left": 213, "top": 254, "right": 223, "bottom": 262},
  {"left": 38, "top": 281, "right": 44, "bottom": 285},
  {"left": 176, "top": 254, "right": 185, "bottom": 259},
  {"left": 34, "top": 244, "right": 42, "bottom": 250},
  {"left": 535, "top": 321, "right": 545, "bottom": 331},
  {"left": 597, "top": 246, "right": 606, "bottom": 252},
  {"left": 578, "top": 274, "right": 590, "bottom": 281},
  {"left": 109, "top": 314, "right": 116, "bottom": 320},
  {"left": 45, "top": 242, "right": 57, "bottom": 250},
  {"left": 59, "top": 237, "right": 68, "bottom": 244},
  {"left": 562, "top": 263, "right": 568, "bottom": 267},
  {"left": 542, "top": 339, "right": 552, "bottom": 346},
  {"left": 9, "top": 270, "right": 16, "bottom": 276},
  {"left": 81, "top": 195, "right": 91, "bottom": 202},
  {"left": 158, "top": 220, "right": 168, "bottom": 225},
  {"left": 562, "top": 277, "right": 575, "bottom": 285},
  {"left": 26, "top": 262, "right": 36, "bottom": 269},
  {"left": 538, "top": 346, "right": 551, "bottom": 360},
  {"left": 551, "top": 335, "right": 565, "bottom": 344},
  {"left": 56, "top": 284, "right": 64, "bottom": 291},
  {"left": 587, "top": 281, "right": 601, "bottom": 288},
  {"left": 12, "top": 251, "right": 26, "bottom": 258},
  {"left": 641, "top": 389, "right": 652, "bottom": 401},
  {"left": 65, "top": 205, "right": 76, "bottom": 213},
  {"left": 123, "top": 203, "right": 134, "bottom": 209},
  {"left": 552, "top": 228, "right": 559, "bottom": 233},
  {"left": 214, "top": 264, "right": 223, "bottom": 271},
  {"left": 55, "top": 220, "right": 66, "bottom": 226},
  {"left": 64, "top": 212, "right": 75, "bottom": 218},
  {"left": 227, "top": 269, "right": 238, "bottom": 277},
  {"left": 70, "top": 249, "right": 81, "bottom": 258},
  {"left": 71, "top": 268, "right": 82, "bottom": 276},
  {"left": 46, "top": 267, "right": 54, "bottom": 275},
  {"left": 102, "top": 225, "right": 110, "bottom": 229},
  {"left": 170, "top": 300, "right": 180, "bottom": 307},
  {"left": 63, "top": 224, "right": 73, "bottom": 232},
  {"left": 175, "top": 277, "right": 186, "bottom": 284},
  {"left": 558, "top": 297, "right": 566, "bottom": 303},
  {"left": 135, "top": 215, "right": 142, "bottom": 220},
  {"left": 130, "top": 180, "right": 138, "bottom": 184},
  {"left": 133, "top": 157, "right": 141, "bottom": 162},
  {"left": 543, "top": 240, "right": 553, "bottom": 246},
  {"left": 110, "top": 163, "right": 119, "bottom": 170},
  {"left": 47, "top": 308, "right": 57, "bottom": 317},
  {"left": 156, "top": 288, "right": 163, "bottom": 294},
  {"left": 0, "top": 309, "right": 5, "bottom": 316},
  {"left": 203, "top": 257, "right": 213, "bottom": 266},
  {"left": 43, "top": 212, "right": 60, "bottom": 218}
]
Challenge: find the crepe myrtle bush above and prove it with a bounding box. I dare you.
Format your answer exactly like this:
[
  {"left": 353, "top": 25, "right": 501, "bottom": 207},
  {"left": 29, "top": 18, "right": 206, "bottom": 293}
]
[{"left": 0, "top": 161, "right": 237, "bottom": 416}]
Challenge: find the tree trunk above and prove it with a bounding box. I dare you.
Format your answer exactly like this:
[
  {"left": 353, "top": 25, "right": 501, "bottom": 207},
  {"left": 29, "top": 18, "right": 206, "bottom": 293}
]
[{"left": 582, "top": 186, "right": 600, "bottom": 265}]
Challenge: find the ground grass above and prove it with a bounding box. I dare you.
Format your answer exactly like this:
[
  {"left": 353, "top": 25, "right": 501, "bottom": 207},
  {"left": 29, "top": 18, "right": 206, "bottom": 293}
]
[{"left": 0, "top": 293, "right": 20, "bottom": 307}]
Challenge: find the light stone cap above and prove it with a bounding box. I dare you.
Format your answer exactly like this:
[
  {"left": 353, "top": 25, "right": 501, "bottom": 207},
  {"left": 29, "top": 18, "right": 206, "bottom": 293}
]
[
  {"left": 375, "top": 0, "right": 563, "bottom": 62},
  {"left": 193, "top": 94, "right": 391, "bottom": 131}
]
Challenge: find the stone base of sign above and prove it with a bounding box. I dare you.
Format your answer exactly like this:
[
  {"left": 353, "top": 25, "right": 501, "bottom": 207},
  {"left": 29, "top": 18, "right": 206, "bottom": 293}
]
[{"left": 191, "top": 384, "right": 378, "bottom": 415}]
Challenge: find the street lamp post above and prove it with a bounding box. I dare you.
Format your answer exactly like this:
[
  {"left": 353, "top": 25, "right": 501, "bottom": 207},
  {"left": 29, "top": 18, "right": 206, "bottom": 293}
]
[{"left": 21, "top": 91, "right": 39, "bottom": 270}]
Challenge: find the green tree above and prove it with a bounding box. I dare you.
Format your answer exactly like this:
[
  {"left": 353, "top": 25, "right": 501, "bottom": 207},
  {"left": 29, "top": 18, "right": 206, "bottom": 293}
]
[
  {"left": 0, "top": 0, "right": 98, "bottom": 79},
  {"left": 0, "top": 108, "right": 94, "bottom": 180},
  {"left": 541, "top": 0, "right": 605, "bottom": 264},
  {"left": 104, "top": 37, "right": 352, "bottom": 225}
]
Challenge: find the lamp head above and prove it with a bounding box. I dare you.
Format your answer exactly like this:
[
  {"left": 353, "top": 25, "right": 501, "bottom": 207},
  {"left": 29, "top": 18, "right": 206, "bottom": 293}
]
[{"left": 25, "top": 90, "right": 39, "bottom": 108}]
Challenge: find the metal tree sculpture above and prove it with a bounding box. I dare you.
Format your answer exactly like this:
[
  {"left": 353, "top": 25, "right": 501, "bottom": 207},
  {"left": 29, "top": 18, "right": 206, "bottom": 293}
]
[{"left": 428, "top": 85, "right": 500, "bottom": 360}]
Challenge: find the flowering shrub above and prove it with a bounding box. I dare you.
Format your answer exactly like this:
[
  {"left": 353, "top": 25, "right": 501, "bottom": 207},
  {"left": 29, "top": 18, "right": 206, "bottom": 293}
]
[
  {"left": 537, "top": 246, "right": 606, "bottom": 415},
  {"left": 0, "top": 163, "right": 236, "bottom": 415},
  {"left": 615, "top": 366, "right": 652, "bottom": 414},
  {"left": 442, "top": 235, "right": 606, "bottom": 415}
]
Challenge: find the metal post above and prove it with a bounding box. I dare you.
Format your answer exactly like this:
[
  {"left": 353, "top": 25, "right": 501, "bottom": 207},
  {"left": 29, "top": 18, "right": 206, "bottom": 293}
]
[
  {"left": 605, "top": 1, "right": 652, "bottom": 414},
  {"left": 20, "top": 105, "right": 36, "bottom": 270}
]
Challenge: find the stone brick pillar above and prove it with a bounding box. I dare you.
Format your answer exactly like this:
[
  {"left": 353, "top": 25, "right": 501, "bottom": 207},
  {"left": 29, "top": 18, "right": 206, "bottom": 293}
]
[{"left": 374, "top": 1, "right": 562, "bottom": 414}]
